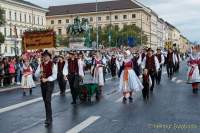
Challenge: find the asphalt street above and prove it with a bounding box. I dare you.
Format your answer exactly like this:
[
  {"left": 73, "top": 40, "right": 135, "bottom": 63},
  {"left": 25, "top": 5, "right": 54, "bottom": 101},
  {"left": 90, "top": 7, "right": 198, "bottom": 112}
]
[{"left": 0, "top": 61, "right": 200, "bottom": 133}]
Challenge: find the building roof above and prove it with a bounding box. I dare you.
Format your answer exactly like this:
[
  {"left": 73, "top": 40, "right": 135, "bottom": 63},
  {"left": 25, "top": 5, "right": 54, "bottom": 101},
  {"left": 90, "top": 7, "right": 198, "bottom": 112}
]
[
  {"left": 165, "top": 21, "right": 180, "bottom": 33},
  {"left": 11, "top": 0, "right": 46, "bottom": 10},
  {"left": 47, "top": 0, "right": 142, "bottom": 16}
]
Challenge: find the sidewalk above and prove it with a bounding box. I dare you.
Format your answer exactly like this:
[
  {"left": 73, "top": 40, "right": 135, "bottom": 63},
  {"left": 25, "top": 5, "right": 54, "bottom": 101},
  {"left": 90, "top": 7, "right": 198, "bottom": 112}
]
[{"left": 0, "top": 82, "right": 40, "bottom": 93}]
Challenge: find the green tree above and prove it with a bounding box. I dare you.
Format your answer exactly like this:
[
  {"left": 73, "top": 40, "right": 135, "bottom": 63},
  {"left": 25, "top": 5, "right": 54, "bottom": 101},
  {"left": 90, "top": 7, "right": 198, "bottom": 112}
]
[
  {"left": 90, "top": 24, "right": 148, "bottom": 48},
  {"left": 56, "top": 35, "right": 69, "bottom": 47},
  {"left": 0, "top": 8, "right": 5, "bottom": 43}
]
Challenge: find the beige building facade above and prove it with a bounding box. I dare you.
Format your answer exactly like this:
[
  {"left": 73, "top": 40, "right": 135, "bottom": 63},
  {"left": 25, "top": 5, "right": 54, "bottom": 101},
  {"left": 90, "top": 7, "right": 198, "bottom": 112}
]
[
  {"left": 46, "top": 0, "right": 152, "bottom": 47},
  {"left": 0, "top": 0, "right": 47, "bottom": 56}
]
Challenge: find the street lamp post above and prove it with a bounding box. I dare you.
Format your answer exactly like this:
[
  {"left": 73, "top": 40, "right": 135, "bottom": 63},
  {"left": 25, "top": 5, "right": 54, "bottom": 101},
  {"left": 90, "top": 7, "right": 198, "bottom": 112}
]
[
  {"left": 96, "top": 0, "right": 99, "bottom": 49},
  {"left": 108, "top": 8, "right": 111, "bottom": 47}
]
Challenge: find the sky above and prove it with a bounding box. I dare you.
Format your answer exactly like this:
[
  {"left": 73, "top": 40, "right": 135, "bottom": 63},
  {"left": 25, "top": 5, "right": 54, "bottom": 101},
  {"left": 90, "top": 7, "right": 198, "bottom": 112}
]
[{"left": 27, "top": 0, "right": 199, "bottom": 42}]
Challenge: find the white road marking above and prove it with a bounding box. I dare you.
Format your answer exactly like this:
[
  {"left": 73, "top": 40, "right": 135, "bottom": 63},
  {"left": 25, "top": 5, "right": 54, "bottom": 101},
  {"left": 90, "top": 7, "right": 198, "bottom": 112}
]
[
  {"left": 171, "top": 77, "right": 177, "bottom": 82},
  {"left": 0, "top": 77, "right": 113, "bottom": 114},
  {"left": 66, "top": 116, "right": 100, "bottom": 133},
  {"left": 176, "top": 80, "right": 184, "bottom": 84},
  {"left": 0, "top": 89, "right": 70, "bottom": 114}
]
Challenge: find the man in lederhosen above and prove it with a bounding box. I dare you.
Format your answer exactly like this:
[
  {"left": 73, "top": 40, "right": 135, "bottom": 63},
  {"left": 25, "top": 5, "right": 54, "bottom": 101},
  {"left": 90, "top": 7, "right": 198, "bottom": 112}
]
[
  {"left": 166, "top": 48, "right": 176, "bottom": 79},
  {"left": 57, "top": 55, "right": 66, "bottom": 95},
  {"left": 155, "top": 48, "right": 165, "bottom": 85},
  {"left": 35, "top": 50, "right": 57, "bottom": 127},
  {"left": 63, "top": 52, "right": 84, "bottom": 104},
  {"left": 142, "top": 48, "right": 160, "bottom": 92},
  {"left": 110, "top": 55, "right": 117, "bottom": 78}
]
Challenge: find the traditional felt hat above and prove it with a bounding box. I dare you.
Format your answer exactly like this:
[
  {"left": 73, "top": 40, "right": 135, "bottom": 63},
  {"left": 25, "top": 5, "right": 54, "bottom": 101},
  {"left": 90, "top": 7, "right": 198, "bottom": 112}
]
[{"left": 42, "top": 50, "right": 51, "bottom": 58}]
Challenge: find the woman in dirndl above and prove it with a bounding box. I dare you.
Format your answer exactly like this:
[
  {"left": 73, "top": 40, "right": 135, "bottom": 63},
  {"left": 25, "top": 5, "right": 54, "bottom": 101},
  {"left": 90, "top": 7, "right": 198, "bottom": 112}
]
[
  {"left": 119, "top": 50, "right": 143, "bottom": 103},
  {"left": 21, "top": 59, "right": 36, "bottom": 96},
  {"left": 187, "top": 48, "right": 200, "bottom": 94},
  {"left": 92, "top": 52, "right": 105, "bottom": 98}
]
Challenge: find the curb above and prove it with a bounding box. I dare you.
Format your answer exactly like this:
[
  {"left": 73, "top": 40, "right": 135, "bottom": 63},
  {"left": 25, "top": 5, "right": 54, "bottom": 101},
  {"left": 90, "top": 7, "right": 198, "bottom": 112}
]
[{"left": 0, "top": 83, "right": 40, "bottom": 93}]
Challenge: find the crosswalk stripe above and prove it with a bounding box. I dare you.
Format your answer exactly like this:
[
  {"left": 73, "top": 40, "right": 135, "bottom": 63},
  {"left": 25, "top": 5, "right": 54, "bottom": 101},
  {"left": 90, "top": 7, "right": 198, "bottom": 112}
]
[
  {"left": 0, "top": 89, "right": 70, "bottom": 114},
  {"left": 66, "top": 116, "right": 100, "bottom": 133}
]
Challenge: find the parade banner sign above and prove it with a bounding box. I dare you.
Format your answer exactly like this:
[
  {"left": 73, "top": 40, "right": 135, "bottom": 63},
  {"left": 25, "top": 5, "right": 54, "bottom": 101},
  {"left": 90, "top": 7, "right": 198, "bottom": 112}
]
[{"left": 23, "top": 30, "right": 56, "bottom": 50}]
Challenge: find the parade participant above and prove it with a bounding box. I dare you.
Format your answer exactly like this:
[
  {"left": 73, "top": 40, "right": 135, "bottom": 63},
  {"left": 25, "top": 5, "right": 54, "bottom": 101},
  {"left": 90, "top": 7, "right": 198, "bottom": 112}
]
[
  {"left": 187, "top": 48, "right": 200, "bottom": 94},
  {"left": 63, "top": 52, "right": 84, "bottom": 104},
  {"left": 57, "top": 55, "right": 66, "bottom": 95},
  {"left": 142, "top": 48, "right": 160, "bottom": 92},
  {"left": 166, "top": 48, "right": 177, "bottom": 79},
  {"left": 155, "top": 48, "right": 165, "bottom": 85},
  {"left": 35, "top": 50, "right": 58, "bottom": 126},
  {"left": 119, "top": 50, "right": 143, "bottom": 103},
  {"left": 141, "top": 69, "right": 152, "bottom": 100},
  {"left": 138, "top": 48, "right": 147, "bottom": 64},
  {"left": 21, "top": 59, "right": 35, "bottom": 96},
  {"left": 78, "top": 53, "right": 85, "bottom": 81},
  {"left": 174, "top": 50, "right": 181, "bottom": 73},
  {"left": 92, "top": 52, "right": 105, "bottom": 99},
  {"left": 132, "top": 52, "right": 140, "bottom": 77},
  {"left": 110, "top": 55, "right": 117, "bottom": 78},
  {"left": 9, "top": 58, "right": 16, "bottom": 85}
]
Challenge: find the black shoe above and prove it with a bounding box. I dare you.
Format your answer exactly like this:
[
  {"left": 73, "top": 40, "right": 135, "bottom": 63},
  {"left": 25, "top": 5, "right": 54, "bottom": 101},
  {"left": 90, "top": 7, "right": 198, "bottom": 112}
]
[
  {"left": 193, "top": 89, "right": 196, "bottom": 94},
  {"left": 44, "top": 120, "right": 52, "bottom": 127},
  {"left": 122, "top": 97, "right": 127, "bottom": 103},
  {"left": 195, "top": 89, "right": 198, "bottom": 94},
  {"left": 129, "top": 97, "right": 133, "bottom": 102},
  {"left": 60, "top": 92, "right": 65, "bottom": 96},
  {"left": 23, "top": 92, "right": 26, "bottom": 96},
  {"left": 71, "top": 101, "right": 76, "bottom": 105},
  {"left": 29, "top": 89, "right": 32, "bottom": 95}
]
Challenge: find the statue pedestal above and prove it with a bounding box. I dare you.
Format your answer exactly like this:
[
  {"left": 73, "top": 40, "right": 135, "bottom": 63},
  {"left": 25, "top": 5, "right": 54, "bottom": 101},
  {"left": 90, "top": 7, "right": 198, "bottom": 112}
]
[{"left": 69, "top": 37, "right": 85, "bottom": 49}]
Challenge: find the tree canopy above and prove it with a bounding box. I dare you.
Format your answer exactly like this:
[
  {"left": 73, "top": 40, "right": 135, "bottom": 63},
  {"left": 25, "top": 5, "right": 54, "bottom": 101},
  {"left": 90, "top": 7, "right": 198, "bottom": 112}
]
[{"left": 90, "top": 24, "right": 148, "bottom": 48}]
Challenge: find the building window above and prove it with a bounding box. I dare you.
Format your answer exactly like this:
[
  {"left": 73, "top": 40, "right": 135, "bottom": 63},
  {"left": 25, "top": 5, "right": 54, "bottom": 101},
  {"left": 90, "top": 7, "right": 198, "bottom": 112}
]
[
  {"left": 29, "top": 15, "right": 31, "bottom": 23},
  {"left": 58, "top": 20, "right": 62, "bottom": 24},
  {"left": 24, "top": 14, "right": 26, "bottom": 23},
  {"left": 90, "top": 17, "right": 93, "bottom": 22},
  {"left": 132, "top": 23, "right": 136, "bottom": 26},
  {"left": 98, "top": 17, "right": 101, "bottom": 21},
  {"left": 14, "top": 12, "right": 17, "bottom": 21},
  {"left": 37, "top": 16, "right": 39, "bottom": 24},
  {"left": 132, "top": 14, "right": 136, "bottom": 18},
  {"left": 51, "top": 20, "right": 54, "bottom": 24},
  {"left": 42, "top": 17, "right": 43, "bottom": 25},
  {"left": 4, "top": 28, "right": 6, "bottom": 36},
  {"left": 66, "top": 19, "right": 69, "bottom": 23},
  {"left": 114, "top": 25, "right": 119, "bottom": 30},
  {"left": 11, "top": 47, "right": 14, "bottom": 54},
  {"left": 4, "top": 46, "right": 7, "bottom": 53},
  {"left": 115, "top": 15, "right": 118, "bottom": 20},
  {"left": 98, "top": 26, "right": 101, "bottom": 30},
  {"left": 9, "top": 11, "right": 11, "bottom": 20},
  {"left": 123, "top": 15, "right": 127, "bottom": 19},
  {"left": 82, "top": 18, "right": 85, "bottom": 21},
  {"left": 10, "top": 28, "right": 12, "bottom": 37},
  {"left": 123, "top": 23, "right": 127, "bottom": 28},
  {"left": 106, "top": 16, "right": 110, "bottom": 20},
  {"left": 33, "top": 16, "right": 35, "bottom": 24},
  {"left": 20, "top": 13, "right": 22, "bottom": 22},
  {"left": 58, "top": 29, "right": 62, "bottom": 35},
  {"left": 20, "top": 30, "right": 22, "bottom": 36}
]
